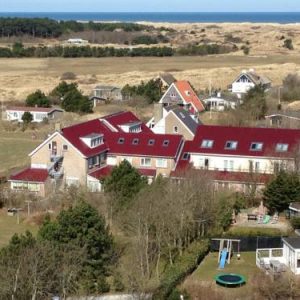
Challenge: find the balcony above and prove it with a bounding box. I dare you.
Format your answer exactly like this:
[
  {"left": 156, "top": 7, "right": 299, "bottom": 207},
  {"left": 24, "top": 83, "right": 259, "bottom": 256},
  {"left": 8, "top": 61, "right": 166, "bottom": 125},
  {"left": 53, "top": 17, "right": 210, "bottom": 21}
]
[{"left": 256, "top": 248, "right": 287, "bottom": 273}]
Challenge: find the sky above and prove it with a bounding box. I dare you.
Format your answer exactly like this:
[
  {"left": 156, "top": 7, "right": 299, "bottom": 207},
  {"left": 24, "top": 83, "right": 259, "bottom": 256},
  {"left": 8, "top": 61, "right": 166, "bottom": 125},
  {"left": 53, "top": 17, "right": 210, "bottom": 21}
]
[{"left": 0, "top": 0, "right": 300, "bottom": 12}]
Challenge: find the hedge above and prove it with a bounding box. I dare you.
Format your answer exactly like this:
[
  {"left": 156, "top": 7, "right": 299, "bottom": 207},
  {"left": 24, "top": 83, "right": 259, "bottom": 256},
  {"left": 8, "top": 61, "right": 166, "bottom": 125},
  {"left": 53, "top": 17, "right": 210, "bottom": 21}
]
[
  {"left": 153, "top": 239, "right": 209, "bottom": 299},
  {"left": 225, "top": 227, "right": 283, "bottom": 237}
]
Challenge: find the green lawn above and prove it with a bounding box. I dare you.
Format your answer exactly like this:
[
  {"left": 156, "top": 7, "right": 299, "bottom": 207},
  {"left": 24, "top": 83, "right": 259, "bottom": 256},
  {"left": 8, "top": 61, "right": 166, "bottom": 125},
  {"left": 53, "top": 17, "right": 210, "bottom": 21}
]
[
  {"left": 0, "top": 212, "right": 38, "bottom": 248},
  {"left": 0, "top": 133, "right": 42, "bottom": 174}
]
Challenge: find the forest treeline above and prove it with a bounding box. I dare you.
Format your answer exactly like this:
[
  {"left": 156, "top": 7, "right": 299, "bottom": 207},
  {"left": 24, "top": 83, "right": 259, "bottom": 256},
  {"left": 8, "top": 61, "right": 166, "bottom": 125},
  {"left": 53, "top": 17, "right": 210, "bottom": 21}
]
[
  {"left": 0, "top": 18, "right": 161, "bottom": 38},
  {"left": 0, "top": 42, "right": 237, "bottom": 58}
]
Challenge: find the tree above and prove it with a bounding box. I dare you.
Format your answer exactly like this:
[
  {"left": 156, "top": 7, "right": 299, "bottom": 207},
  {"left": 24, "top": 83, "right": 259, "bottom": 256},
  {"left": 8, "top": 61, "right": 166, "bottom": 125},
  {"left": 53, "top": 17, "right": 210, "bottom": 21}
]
[
  {"left": 38, "top": 201, "right": 114, "bottom": 293},
  {"left": 240, "top": 84, "right": 267, "bottom": 120},
  {"left": 26, "top": 90, "right": 50, "bottom": 107},
  {"left": 284, "top": 38, "right": 294, "bottom": 50},
  {"left": 50, "top": 81, "right": 78, "bottom": 104},
  {"left": 21, "top": 111, "right": 33, "bottom": 124},
  {"left": 263, "top": 171, "right": 300, "bottom": 213},
  {"left": 103, "top": 160, "right": 147, "bottom": 210},
  {"left": 61, "top": 89, "right": 92, "bottom": 113}
]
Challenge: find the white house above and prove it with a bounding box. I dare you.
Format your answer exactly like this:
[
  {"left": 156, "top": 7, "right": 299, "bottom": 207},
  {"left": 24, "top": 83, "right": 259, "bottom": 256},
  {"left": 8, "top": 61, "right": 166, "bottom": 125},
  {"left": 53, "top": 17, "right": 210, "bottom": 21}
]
[
  {"left": 230, "top": 69, "right": 271, "bottom": 98},
  {"left": 256, "top": 238, "right": 300, "bottom": 275},
  {"left": 203, "top": 95, "right": 237, "bottom": 111},
  {"left": 66, "top": 38, "right": 88, "bottom": 45},
  {"left": 6, "top": 106, "right": 64, "bottom": 123}
]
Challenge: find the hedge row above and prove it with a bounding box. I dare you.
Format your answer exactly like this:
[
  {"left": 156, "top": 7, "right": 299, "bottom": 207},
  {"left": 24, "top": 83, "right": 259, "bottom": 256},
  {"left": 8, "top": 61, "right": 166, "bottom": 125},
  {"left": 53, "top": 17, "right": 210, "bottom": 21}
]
[
  {"left": 153, "top": 240, "right": 210, "bottom": 299},
  {"left": 225, "top": 227, "right": 283, "bottom": 237}
]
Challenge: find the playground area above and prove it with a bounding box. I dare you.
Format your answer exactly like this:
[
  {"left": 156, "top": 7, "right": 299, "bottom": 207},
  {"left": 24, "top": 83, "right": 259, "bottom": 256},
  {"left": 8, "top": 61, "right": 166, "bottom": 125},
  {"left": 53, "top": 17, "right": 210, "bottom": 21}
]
[{"left": 183, "top": 251, "right": 258, "bottom": 299}]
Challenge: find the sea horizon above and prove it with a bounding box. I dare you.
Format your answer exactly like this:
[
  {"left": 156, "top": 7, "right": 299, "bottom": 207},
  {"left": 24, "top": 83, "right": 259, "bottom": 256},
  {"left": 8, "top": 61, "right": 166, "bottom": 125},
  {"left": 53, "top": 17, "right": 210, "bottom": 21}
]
[{"left": 1, "top": 12, "right": 300, "bottom": 23}]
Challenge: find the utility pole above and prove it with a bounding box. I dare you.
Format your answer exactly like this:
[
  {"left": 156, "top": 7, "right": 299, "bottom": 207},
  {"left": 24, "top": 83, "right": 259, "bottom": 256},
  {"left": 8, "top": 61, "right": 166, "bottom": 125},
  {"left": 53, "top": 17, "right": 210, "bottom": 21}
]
[
  {"left": 209, "top": 78, "right": 212, "bottom": 120},
  {"left": 25, "top": 200, "right": 32, "bottom": 216},
  {"left": 278, "top": 86, "right": 283, "bottom": 107}
]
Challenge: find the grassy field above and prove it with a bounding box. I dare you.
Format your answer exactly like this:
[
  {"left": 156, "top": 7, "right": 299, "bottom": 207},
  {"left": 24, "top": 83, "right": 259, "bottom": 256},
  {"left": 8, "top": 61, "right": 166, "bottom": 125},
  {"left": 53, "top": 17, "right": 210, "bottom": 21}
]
[
  {"left": 183, "top": 251, "right": 259, "bottom": 299},
  {"left": 0, "top": 210, "right": 38, "bottom": 248},
  {"left": 1, "top": 54, "right": 300, "bottom": 102},
  {"left": 0, "top": 130, "right": 43, "bottom": 174}
]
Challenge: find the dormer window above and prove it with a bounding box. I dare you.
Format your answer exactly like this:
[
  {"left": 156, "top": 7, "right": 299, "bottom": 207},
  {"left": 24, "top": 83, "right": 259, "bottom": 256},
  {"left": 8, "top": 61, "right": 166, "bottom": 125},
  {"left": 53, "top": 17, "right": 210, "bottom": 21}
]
[
  {"left": 163, "top": 140, "right": 170, "bottom": 147},
  {"left": 276, "top": 143, "right": 289, "bottom": 152},
  {"left": 148, "top": 139, "right": 155, "bottom": 146},
  {"left": 185, "top": 90, "right": 191, "bottom": 96},
  {"left": 132, "top": 138, "right": 139, "bottom": 145},
  {"left": 118, "top": 137, "right": 125, "bottom": 144},
  {"left": 250, "top": 142, "right": 263, "bottom": 151},
  {"left": 119, "top": 122, "right": 142, "bottom": 133},
  {"left": 225, "top": 141, "right": 238, "bottom": 150},
  {"left": 80, "top": 133, "right": 103, "bottom": 148},
  {"left": 201, "top": 139, "right": 214, "bottom": 149}
]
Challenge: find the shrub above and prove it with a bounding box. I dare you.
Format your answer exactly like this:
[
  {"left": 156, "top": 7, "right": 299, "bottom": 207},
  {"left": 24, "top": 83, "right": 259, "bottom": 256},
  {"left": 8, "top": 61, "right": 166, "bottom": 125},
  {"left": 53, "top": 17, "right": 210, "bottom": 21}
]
[
  {"left": 21, "top": 112, "right": 33, "bottom": 124},
  {"left": 241, "top": 45, "right": 250, "bottom": 55},
  {"left": 284, "top": 38, "right": 294, "bottom": 50},
  {"left": 26, "top": 90, "right": 50, "bottom": 108},
  {"left": 153, "top": 240, "right": 209, "bottom": 299},
  {"left": 290, "top": 217, "right": 300, "bottom": 229},
  {"left": 132, "top": 35, "right": 159, "bottom": 45},
  {"left": 225, "top": 227, "right": 283, "bottom": 237},
  {"left": 60, "top": 72, "right": 77, "bottom": 80}
]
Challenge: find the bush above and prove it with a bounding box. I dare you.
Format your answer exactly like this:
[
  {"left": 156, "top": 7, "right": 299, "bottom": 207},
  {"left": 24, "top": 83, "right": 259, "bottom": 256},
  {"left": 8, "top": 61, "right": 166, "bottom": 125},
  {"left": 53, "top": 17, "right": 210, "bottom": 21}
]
[
  {"left": 61, "top": 72, "right": 77, "bottom": 80},
  {"left": 225, "top": 227, "right": 283, "bottom": 237},
  {"left": 282, "top": 74, "right": 300, "bottom": 102},
  {"left": 290, "top": 218, "right": 300, "bottom": 229},
  {"left": 284, "top": 38, "right": 294, "bottom": 50},
  {"left": 25, "top": 90, "right": 50, "bottom": 108},
  {"left": 21, "top": 112, "right": 33, "bottom": 124},
  {"left": 153, "top": 240, "right": 209, "bottom": 299},
  {"left": 132, "top": 35, "right": 159, "bottom": 45}
]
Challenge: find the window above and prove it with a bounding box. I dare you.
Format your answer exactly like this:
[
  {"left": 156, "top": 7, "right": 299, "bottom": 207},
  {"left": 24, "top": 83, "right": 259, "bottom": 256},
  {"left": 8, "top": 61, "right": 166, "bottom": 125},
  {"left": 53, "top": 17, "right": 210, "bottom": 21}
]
[
  {"left": 48, "top": 143, "right": 52, "bottom": 150},
  {"left": 148, "top": 139, "right": 155, "bottom": 146},
  {"left": 132, "top": 138, "right": 139, "bottom": 145},
  {"left": 173, "top": 126, "right": 178, "bottom": 133},
  {"left": 225, "top": 141, "right": 238, "bottom": 150},
  {"left": 250, "top": 142, "right": 263, "bottom": 151},
  {"left": 63, "top": 144, "right": 68, "bottom": 151},
  {"left": 182, "top": 152, "right": 190, "bottom": 160},
  {"left": 201, "top": 140, "right": 214, "bottom": 148},
  {"left": 141, "top": 158, "right": 151, "bottom": 167},
  {"left": 276, "top": 143, "right": 289, "bottom": 152},
  {"left": 156, "top": 158, "right": 167, "bottom": 168},
  {"left": 91, "top": 137, "right": 102, "bottom": 148},
  {"left": 163, "top": 140, "right": 170, "bottom": 147},
  {"left": 118, "top": 137, "right": 125, "bottom": 144},
  {"left": 255, "top": 161, "right": 260, "bottom": 172}
]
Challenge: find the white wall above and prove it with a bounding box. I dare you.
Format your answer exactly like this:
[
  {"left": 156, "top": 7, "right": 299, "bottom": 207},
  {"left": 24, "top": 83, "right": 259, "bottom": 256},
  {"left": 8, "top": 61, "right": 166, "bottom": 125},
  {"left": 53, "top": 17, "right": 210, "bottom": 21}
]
[
  {"left": 6, "top": 111, "right": 48, "bottom": 123},
  {"left": 232, "top": 82, "right": 255, "bottom": 94},
  {"left": 190, "top": 153, "right": 293, "bottom": 174}
]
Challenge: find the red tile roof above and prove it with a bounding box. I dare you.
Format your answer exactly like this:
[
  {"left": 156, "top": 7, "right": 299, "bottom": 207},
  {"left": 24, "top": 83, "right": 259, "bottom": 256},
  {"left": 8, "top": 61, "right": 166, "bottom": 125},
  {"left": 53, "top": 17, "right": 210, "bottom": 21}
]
[
  {"left": 6, "top": 106, "right": 63, "bottom": 113},
  {"left": 89, "top": 165, "right": 156, "bottom": 179},
  {"left": 102, "top": 111, "right": 152, "bottom": 133},
  {"left": 106, "top": 132, "right": 184, "bottom": 158},
  {"left": 175, "top": 81, "right": 205, "bottom": 113},
  {"left": 9, "top": 168, "right": 48, "bottom": 183},
  {"left": 89, "top": 166, "right": 113, "bottom": 179},
  {"left": 189, "top": 125, "right": 300, "bottom": 158},
  {"left": 61, "top": 111, "right": 183, "bottom": 158}
]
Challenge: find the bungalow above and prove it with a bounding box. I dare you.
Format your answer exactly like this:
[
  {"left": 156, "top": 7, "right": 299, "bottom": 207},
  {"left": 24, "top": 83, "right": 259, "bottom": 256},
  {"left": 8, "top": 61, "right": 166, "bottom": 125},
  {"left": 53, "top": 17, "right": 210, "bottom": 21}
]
[
  {"left": 203, "top": 95, "right": 237, "bottom": 111},
  {"left": 159, "top": 80, "right": 205, "bottom": 114},
  {"left": 6, "top": 106, "right": 64, "bottom": 123},
  {"left": 265, "top": 111, "right": 300, "bottom": 128},
  {"left": 91, "top": 85, "right": 123, "bottom": 107},
  {"left": 229, "top": 69, "right": 271, "bottom": 97}
]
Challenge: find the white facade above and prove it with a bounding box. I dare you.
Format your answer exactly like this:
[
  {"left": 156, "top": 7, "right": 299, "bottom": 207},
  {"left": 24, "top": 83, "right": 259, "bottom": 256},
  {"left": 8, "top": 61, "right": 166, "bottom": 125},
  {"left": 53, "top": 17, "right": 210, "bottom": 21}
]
[
  {"left": 6, "top": 110, "right": 49, "bottom": 123},
  {"left": 203, "top": 97, "right": 237, "bottom": 111},
  {"left": 190, "top": 153, "right": 292, "bottom": 174},
  {"left": 231, "top": 76, "right": 255, "bottom": 95},
  {"left": 256, "top": 239, "right": 300, "bottom": 275}
]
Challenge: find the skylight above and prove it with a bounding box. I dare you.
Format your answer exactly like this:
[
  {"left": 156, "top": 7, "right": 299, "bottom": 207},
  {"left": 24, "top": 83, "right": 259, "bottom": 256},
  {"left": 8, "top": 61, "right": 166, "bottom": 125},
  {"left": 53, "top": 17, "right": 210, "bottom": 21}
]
[
  {"left": 132, "top": 138, "right": 139, "bottom": 145},
  {"left": 118, "top": 137, "right": 125, "bottom": 144},
  {"left": 250, "top": 142, "right": 263, "bottom": 151},
  {"left": 148, "top": 139, "right": 155, "bottom": 146},
  {"left": 225, "top": 141, "right": 238, "bottom": 150},
  {"left": 163, "top": 140, "right": 170, "bottom": 147},
  {"left": 276, "top": 143, "right": 289, "bottom": 152},
  {"left": 201, "top": 139, "right": 214, "bottom": 149}
]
